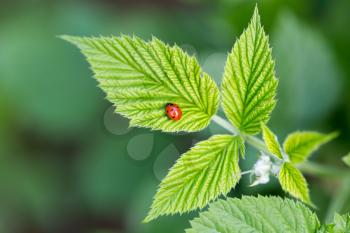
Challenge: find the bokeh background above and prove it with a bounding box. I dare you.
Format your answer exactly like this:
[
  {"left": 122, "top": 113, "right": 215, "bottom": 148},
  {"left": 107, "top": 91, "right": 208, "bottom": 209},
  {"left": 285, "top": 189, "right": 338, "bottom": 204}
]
[{"left": 1, "top": 0, "right": 350, "bottom": 232}]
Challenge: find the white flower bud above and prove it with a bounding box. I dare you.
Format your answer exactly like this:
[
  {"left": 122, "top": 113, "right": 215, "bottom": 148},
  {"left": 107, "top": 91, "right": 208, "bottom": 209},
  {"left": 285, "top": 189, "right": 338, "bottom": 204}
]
[
  {"left": 250, "top": 174, "right": 270, "bottom": 186},
  {"left": 253, "top": 154, "right": 272, "bottom": 177},
  {"left": 247, "top": 153, "right": 284, "bottom": 187}
]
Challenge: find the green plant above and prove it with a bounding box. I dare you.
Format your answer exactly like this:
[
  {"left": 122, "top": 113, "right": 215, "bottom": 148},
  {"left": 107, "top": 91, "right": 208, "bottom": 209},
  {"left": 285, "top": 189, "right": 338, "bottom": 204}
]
[
  {"left": 187, "top": 196, "right": 350, "bottom": 233},
  {"left": 62, "top": 6, "right": 350, "bottom": 233}
]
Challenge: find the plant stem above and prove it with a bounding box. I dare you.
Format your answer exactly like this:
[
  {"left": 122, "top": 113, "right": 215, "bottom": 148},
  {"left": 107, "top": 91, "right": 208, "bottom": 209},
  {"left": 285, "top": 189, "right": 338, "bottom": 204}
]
[
  {"left": 212, "top": 115, "right": 275, "bottom": 157},
  {"left": 212, "top": 115, "right": 239, "bottom": 135},
  {"left": 297, "top": 161, "right": 348, "bottom": 178},
  {"left": 244, "top": 134, "right": 270, "bottom": 155},
  {"left": 212, "top": 114, "right": 349, "bottom": 178}
]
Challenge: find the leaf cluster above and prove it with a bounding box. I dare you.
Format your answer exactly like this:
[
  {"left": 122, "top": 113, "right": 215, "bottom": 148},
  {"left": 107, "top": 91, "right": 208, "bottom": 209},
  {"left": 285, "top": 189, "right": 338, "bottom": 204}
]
[
  {"left": 62, "top": 5, "right": 341, "bottom": 227},
  {"left": 262, "top": 125, "right": 337, "bottom": 204}
]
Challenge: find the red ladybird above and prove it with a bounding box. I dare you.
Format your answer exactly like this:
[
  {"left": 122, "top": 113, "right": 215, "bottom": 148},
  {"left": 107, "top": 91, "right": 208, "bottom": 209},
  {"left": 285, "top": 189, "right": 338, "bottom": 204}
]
[{"left": 165, "top": 103, "right": 182, "bottom": 121}]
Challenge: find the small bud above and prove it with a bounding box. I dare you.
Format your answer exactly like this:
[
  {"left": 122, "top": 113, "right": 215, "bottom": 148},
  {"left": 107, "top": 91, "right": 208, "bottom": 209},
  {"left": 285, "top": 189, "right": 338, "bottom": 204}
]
[
  {"left": 250, "top": 153, "right": 275, "bottom": 186},
  {"left": 253, "top": 154, "right": 272, "bottom": 177}
]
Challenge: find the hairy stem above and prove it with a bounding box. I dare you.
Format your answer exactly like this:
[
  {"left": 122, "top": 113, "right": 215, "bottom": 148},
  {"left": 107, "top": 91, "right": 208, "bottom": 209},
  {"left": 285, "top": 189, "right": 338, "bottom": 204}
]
[
  {"left": 212, "top": 115, "right": 239, "bottom": 135},
  {"left": 212, "top": 115, "right": 276, "bottom": 157}
]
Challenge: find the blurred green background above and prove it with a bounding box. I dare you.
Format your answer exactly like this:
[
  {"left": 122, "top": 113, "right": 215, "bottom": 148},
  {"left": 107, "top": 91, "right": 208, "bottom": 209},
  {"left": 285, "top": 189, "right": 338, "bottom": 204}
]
[{"left": 0, "top": 0, "right": 350, "bottom": 232}]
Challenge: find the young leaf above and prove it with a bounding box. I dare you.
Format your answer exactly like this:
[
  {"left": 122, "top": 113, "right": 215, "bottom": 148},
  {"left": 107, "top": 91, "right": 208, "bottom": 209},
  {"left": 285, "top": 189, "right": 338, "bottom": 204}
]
[
  {"left": 342, "top": 153, "right": 350, "bottom": 167},
  {"left": 283, "top": 131, "right": 338, "bottom": 164},
  {"left": 61, "top": 35, "right": 219, "bottom": 132},
  {"left": 279, "top": 162, "right": 311, "bottom": 205},
  {"left": 262, "top": 124, "right": 283, "bottom": 159},
  {"left": 221, "top": 6, "right": 278, "bottom": 135},
  {"left": 144, "top": 135, "right": 244, "bottom": 222},
  {"left": 187, "top": 196, "right": 320, "bottom": 233}
]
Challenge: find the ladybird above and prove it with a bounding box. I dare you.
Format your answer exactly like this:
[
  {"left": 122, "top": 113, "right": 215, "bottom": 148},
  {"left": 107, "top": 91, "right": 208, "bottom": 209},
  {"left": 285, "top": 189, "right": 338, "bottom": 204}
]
[{"left": 165, "top": 103, "right": 182, "bottom": 121}]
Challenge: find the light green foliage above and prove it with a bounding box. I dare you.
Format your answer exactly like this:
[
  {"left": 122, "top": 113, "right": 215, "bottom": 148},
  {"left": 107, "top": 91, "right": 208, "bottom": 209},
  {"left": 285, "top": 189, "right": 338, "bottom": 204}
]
[
  {"left": 279, "top": 162, "right": 311, "bottom": 205},
  {"left": 187, "top": 196, "right": 320, "bottom": 233},
  {"left": 61, "top": 35, "right": 219, "bottom": 132},
  {"left": 332, "top": 213, "right": 350, "bottom": 232},
  {"left": 283, "top": 131, "right": 338, "bottom": 164},
  {"left": 144, "top": 135, "right": 244, "bottom": 222},
  {"left": 343, "top": 153, "right": 350, "bottom": 167},
  {"left": 320, "top": 213, "right": 350, "bottom": 233},
  {"left": 259, "top": 127, "right": 336, "bottom": 205},
  {"left": 262, "top": 124, "right": 283, "bottom": 159},
  {"left": 61, "top": 6, "right": 345, "bottom": 230},
  {"left": 318, "top": 225, "right": 335, "bottom": 233},
  {"left": 274, "top": 131, "right": 336, "bottom": 205},
  {"left": 221, "top": 6, "right": 278, "bottom": 135}
]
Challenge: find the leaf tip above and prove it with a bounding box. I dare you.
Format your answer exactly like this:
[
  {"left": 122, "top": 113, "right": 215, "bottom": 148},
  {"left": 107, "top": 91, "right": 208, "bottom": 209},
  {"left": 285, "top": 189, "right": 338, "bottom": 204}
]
[
  {"left": 342, "top": 153, "right": 350, "bottom": 167},
  {"left": 254, "top": 3, "right": 259, "bottom": 14},
  {"left": 308, "top": 201, "right": 317, "bottom": 209},
  {"left": 142, "top": 214, "right": 154, "bottom": 224},
  {"left": 59, "top": 35, "right": 85, "bottom": 48},
  {"left": 143, "top": 205, "right": 161, "bottom": 223},
  {"left": 59, "top": 34, "right": 77, "bottom": 42},
  {"left": 143, "top": 205, "right": 159, "bottom": 223},
  {"left": 328, "top": 131, "right": 340, "bottom": 140},
  {"left": 252, "top": 4, "right": 261, "bottom": 22}
]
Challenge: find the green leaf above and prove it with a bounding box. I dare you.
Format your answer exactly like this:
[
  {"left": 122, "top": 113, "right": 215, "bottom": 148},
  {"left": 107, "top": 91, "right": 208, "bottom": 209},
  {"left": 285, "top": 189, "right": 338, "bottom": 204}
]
[
  {"left": 317, "top": 224, "right": 335, "bottom": 233},
  {"left": 187, "top": 196, "right": 320, "bottom": 233},
  {"left": 342, "top": 153, "right": 350, "bottom": 167},
  {"left": 144, "top": 135, "right": 244, "bottom": 222},
  {"left": 61, "top": 35, "right": 219, "bottom": 132},
  {"left": 332, "top": 213, "right": 350, "bottom": 233},
  {"left": 221, "top": 6, "right": 278, "bottom": 135},
  {"left": 320, "top": 213, "right": 350, "bottom": 233},
  {"left": 283, "top": 131, "right": 338, "bottom": 164},
  {"left": 279, "top": 162, "right": 311, "bottom": 205},
  {"left": 262, "top": 124, "right": 283, "bottom": 159}
]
